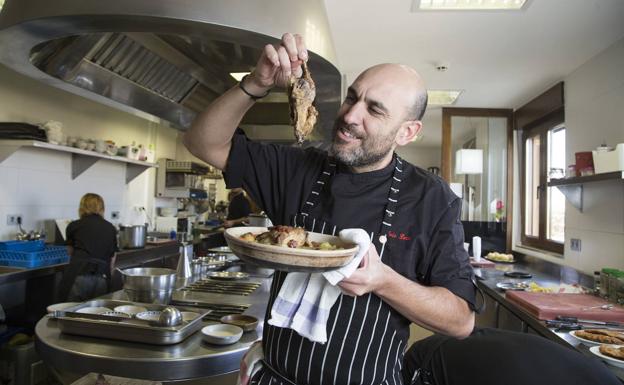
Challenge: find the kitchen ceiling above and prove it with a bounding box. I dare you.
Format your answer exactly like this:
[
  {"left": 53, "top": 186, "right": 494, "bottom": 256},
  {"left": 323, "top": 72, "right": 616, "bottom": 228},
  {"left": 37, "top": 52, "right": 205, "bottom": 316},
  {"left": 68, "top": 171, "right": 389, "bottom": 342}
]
[{"left": 324, "top": 0, "right": 624, "bottom": 147}]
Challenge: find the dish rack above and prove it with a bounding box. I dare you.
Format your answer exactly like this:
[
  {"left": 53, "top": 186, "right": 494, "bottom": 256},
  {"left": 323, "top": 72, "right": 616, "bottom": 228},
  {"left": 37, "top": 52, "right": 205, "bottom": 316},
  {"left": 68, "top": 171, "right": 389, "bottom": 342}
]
[
  {"left": 0, "top": 245, "right": 69, "bottom": 268},
  {"left": 0, "top": 239, "right": 45, "bottom": 252}
]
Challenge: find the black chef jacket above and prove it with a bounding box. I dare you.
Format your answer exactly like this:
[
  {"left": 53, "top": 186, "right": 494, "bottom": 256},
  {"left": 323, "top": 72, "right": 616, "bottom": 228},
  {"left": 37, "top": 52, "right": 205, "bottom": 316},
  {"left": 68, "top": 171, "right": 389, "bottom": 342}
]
[{"left": 224, "top": 130, "right": 476, "bottom": 385}]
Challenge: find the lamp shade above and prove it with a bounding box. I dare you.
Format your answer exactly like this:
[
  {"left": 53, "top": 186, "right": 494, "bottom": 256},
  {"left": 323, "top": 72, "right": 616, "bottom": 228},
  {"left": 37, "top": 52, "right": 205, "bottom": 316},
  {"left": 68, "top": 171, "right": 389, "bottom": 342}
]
[{"left": 455, "top": 149, "right": 483, "bottom": 174}]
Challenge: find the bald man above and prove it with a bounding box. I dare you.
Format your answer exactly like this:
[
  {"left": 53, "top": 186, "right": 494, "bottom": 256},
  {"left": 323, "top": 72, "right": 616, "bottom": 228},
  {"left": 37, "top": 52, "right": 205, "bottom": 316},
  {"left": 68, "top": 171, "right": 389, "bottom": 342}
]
[{"left": 184, "top": 33, "right": 475, "bottom": 385}]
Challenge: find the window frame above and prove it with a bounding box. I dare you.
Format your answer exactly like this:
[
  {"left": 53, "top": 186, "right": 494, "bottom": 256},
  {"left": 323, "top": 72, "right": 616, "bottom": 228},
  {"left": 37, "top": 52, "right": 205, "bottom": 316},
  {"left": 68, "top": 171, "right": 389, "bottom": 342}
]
[{"left": 520, "top": 109, "right": 565, "bottom": 254}]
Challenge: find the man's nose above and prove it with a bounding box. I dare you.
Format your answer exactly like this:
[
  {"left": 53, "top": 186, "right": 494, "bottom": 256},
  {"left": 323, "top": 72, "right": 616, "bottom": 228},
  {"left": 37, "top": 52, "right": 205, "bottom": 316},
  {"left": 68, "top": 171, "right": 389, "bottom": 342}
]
[{"left": 342, "top": 102, "right": 365, "bottom": 125}]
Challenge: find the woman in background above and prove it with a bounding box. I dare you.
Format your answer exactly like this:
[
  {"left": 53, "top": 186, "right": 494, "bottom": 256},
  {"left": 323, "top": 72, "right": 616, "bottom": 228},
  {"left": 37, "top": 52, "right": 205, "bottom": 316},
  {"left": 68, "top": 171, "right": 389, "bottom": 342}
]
[
  {"left": 223, "top": 188, "right": 253, "bottom": 228},
  {"left": 59, "top": 193, "right": 118, "bottom": 301}
]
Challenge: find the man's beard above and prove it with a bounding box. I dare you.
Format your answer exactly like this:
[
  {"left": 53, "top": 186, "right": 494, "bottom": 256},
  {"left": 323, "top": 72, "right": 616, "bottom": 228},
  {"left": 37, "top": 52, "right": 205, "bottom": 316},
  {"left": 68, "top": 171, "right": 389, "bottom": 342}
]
[{"left": 330, "top": 122, "right": 398, "bottom": 168}]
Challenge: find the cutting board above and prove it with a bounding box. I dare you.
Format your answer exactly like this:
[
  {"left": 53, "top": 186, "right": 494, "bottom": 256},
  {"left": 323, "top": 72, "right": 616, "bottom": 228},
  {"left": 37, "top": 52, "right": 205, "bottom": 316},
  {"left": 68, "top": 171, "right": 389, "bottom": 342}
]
[{"left": 506, "top": 291, "right": 624, "bottom": 321}]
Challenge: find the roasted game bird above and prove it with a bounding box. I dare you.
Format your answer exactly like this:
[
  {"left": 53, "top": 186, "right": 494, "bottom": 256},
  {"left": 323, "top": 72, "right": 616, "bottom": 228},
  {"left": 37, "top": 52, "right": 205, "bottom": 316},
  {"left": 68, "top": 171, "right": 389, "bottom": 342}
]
[{"left": 288, "top": 62, "right": 318, "bottom": 144}]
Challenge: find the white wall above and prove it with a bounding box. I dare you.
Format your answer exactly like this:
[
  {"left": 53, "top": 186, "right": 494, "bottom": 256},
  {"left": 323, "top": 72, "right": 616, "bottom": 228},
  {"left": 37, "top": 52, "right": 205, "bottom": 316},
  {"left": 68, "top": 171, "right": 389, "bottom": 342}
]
[
  {"left": 396, "top": 145, "right": 441, "bottom": 170},
  {"left": 0, "top": 64, "right": 179, "bottom": 240},
  {"left": 562, "top": 37, "right": 624, "bottom": 273},
  {"left": 514, "top": 37, "right": 624, "bottom": 274}
]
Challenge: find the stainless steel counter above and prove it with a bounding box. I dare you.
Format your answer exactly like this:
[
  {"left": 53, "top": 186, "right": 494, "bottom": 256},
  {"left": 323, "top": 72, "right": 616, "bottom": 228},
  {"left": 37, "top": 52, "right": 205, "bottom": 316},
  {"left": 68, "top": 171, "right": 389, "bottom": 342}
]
[
  {"left": 35, "top": 271, "right": 272, "bottom": 382},
  {"left": 474, "top": 256, "right": 624, "bottom": 380}
]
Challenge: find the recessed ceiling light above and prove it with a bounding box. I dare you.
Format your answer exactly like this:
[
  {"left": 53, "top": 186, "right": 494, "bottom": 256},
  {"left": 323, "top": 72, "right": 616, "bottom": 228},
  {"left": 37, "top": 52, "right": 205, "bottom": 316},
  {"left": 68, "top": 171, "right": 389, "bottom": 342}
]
[
  {"left": 427, "top": 90, "right": 462, "bottom": 105},
  {"left": 0, "top": 0, "right": 5, "bottom": 11},
  {"left": 229, "top": 72, "right": 250, "bottom": 81},
  {"left": 412, "top": 0, "right": 528, "bottom": 11}
]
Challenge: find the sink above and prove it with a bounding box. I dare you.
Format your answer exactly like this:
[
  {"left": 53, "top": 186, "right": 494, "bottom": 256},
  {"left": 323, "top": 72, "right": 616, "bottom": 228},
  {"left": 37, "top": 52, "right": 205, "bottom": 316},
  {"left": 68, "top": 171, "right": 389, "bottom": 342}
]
[{"left": 0, "top": 266, "right": 24, "bottom": 274}]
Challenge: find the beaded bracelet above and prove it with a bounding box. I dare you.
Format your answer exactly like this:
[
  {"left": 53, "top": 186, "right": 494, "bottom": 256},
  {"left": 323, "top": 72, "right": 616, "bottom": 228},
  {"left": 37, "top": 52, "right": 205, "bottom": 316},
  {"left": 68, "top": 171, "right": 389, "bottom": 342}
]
[{"left": 239, "top": 75, "right": 270, "bottom": 100}]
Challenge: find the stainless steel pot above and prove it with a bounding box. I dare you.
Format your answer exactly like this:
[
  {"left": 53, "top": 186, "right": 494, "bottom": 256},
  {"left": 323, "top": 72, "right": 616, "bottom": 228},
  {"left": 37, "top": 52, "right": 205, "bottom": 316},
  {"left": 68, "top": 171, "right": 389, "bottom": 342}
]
[
  {"left": 247, "top": 213, "right": 272, "bottom": 227},
  {"left": 119, "top": 224, "right": 147, "bottom": 249},
  {"left": 119, "top": 267, "right": 177, "bottom": 304}
]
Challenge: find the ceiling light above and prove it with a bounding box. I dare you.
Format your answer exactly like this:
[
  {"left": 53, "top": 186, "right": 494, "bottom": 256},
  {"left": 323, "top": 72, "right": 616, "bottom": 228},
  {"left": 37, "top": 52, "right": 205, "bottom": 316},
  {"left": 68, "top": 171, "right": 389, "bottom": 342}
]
[
  {"left": 427, "top": 90, "right": 462, "bottom": 105},
  {"left": 0, "top": 0, "right": 5, "bottom": 11},
  {"left": 412, "top": 0, "right": 528, "bottom": 11},
  {"left": 229, "top": 72, "right": 250, "bottom": 81}
]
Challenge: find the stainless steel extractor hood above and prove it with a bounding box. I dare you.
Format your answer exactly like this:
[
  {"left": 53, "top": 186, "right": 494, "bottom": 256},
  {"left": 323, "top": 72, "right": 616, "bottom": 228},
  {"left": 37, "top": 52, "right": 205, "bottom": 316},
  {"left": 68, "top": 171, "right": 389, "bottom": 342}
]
[{"left": 0, "top": 0, "right": 342, "bottom": 141}]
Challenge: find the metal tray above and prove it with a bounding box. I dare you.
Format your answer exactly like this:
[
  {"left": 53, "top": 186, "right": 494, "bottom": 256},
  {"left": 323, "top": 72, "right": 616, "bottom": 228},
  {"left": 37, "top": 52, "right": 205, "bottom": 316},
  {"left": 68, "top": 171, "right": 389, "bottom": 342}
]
[{"left": 50, "top": 299, "right": 211, "bottom": 345}]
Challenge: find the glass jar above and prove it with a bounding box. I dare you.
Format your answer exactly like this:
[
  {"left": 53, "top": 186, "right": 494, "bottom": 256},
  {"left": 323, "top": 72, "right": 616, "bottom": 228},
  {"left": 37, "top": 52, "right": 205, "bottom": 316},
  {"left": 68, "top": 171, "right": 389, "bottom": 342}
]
[
  {"left": 608, "top": 270, "right": 623, "bottom": 303},
  {"left": 616, "top": 273, "right": 624, "bottom": 305},
  {"left": 601, "top": 268, "right": 614, "bottom": 299}
]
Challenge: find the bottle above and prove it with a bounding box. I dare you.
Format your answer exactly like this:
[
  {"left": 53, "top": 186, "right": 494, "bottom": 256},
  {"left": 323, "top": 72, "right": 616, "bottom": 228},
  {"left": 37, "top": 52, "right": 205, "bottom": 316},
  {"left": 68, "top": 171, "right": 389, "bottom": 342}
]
[
  {"left": 169, "top": 228, "right": 177, "bottom": 240},
  {"left": 594, "top": 271, "right": 601, "bottom": 296}
]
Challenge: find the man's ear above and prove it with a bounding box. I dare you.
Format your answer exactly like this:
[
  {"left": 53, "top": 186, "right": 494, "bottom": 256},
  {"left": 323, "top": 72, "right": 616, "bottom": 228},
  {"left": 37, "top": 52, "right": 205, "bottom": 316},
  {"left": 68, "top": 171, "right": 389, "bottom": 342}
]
[{"left": 395, "top": 120, "right": 422, "bottom": 146}]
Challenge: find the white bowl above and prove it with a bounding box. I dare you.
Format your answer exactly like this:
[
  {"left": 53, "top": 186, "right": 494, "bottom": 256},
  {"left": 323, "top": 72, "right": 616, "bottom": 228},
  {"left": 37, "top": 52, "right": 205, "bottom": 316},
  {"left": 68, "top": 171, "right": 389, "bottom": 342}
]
[
  {"left": 181, "top": 311, "right": 201, "bottom": 322},
  {"left": 569, "top": 330, "right": 602, "bottom": 347},
  {"left": 135, "top": 311, "right": 162, "bottom": 321},
  {"left": 114, "top": 305, "right": 148, "bottom": 316},
  {"left": 76, "top": 306, "right": 112, "bottom": 314},
  {"left": 47, "top": 302, "right": 80, "bottom": 313},
  {"left": 201, "top": 324, "right": 243, "bottom": 345},
  {"left": 159, "top": 207, "right": 178, "bottom": 217}
]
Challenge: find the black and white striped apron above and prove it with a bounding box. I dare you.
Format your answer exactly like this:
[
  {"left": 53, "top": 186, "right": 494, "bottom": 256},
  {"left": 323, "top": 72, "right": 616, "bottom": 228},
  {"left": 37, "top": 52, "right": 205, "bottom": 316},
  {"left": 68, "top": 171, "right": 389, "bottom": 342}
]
[{"left": 252, "top": 156, "right": 407, "bottom": 385}]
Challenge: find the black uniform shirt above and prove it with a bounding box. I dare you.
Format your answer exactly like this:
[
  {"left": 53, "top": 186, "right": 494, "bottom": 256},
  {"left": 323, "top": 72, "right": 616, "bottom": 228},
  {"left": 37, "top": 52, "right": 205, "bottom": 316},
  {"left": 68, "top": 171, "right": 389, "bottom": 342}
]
[
  {"left": 227, "top": 192, "right": 252, "bottom": 220},
  {"left": 224, "top": 131, "right": 475, "bottom": 385},
  {"left": 66, "top": 214, "right": 118, "bottom": 274}
]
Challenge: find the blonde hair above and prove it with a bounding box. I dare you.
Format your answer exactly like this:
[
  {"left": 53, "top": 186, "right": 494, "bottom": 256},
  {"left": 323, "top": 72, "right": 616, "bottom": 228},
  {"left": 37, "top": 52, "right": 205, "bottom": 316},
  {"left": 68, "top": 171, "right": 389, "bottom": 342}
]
[{"left": 79, "top": 193, "right": 105, "bottom": 218}]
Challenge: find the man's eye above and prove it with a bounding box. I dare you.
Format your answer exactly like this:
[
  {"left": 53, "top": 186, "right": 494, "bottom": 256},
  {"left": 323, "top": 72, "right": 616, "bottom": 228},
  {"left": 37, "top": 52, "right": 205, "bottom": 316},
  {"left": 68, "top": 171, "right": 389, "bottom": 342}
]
[
  {"left": 369, "top": 107, "right": 382, "bottom": 115},
  {"left": 344, "top": 95, "right": 356, "bottom": 103}
]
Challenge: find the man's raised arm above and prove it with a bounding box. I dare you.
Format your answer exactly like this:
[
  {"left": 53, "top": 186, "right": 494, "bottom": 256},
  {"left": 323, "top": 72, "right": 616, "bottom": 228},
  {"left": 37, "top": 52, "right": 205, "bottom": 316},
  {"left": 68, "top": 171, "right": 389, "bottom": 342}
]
[{"left": 183, "top": 33, "right": 308, "bottom": 170}]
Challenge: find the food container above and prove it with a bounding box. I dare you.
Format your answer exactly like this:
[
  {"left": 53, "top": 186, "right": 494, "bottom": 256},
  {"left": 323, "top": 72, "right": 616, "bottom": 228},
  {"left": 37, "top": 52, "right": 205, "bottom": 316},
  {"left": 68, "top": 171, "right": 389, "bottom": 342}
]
[
  {"left": 592, "top": 143, "right": 624, "bottom": 174},
  {"left": 119, "top": 224, "right": 147, "bottom": 249},
  {"left": 247, "top": 214, "right": 272, "bottom": 227},
  {"left": 119, "top": 267, "right": 177, "bottom": 304},
  {"left": 574, "top": 152, "right": 594, "bottom": 177}
]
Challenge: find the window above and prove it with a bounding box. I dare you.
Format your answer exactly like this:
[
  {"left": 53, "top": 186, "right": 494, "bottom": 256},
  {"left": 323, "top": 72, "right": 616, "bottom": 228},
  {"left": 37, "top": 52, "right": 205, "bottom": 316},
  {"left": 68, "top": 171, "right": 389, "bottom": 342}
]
[{"left": 521, "top": 117, "right": 565, "bottom": 254}]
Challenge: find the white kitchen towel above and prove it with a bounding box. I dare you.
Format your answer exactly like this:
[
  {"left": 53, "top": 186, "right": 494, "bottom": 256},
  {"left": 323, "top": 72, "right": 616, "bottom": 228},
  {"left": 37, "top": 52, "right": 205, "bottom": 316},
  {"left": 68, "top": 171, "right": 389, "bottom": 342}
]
[{"left": 267, "top": 228, "right": 371, "bottom": 343}]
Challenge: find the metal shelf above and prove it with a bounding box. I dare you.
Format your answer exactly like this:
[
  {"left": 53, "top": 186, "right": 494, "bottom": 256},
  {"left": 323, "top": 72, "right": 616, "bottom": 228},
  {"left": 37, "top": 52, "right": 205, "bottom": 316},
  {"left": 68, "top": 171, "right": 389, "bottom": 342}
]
[
  {"left": 547, "top": 171, "right": 624, "bottom": 212},
  {"left": 0, "top": 140, "right": 157, "bottom": 183}
]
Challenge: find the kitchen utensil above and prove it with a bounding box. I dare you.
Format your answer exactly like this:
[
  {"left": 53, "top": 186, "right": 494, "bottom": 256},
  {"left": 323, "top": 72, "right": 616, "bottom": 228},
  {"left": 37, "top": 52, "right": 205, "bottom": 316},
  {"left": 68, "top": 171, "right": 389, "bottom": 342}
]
[
  {"left": 206, "top": 271, "right": 249, "bottom": 280},
  {"left": 581, "top": 304, "right": 614, "bottom": 311},
  {"left": 201, "top": 324, "right": 243, "bottom": 345},
  {"left": 224, "top": 226, "right": 359, "bottom": 272},
  {"left": 158, "top": 307, "right": 182, "bottom": 327},
  {"left": 545, "top": 320, "right": 583, "bottom": 331},
  {"left": 135, "top": 311, "right": 162, "bottom": 322},
  {"left": 556, "top": 315, "right": 623, "bottom": 327},
  {"left": 220, "top": 314, "right": 258, "bottom": 332},
  {"left": 247, "top": 214, "right": 272, "bottom": 227},
  {"left": 119, "top": 267, "right": 177, "bottom": 304},
  {"left": 590, "top": 345, "right": 624, "bottom": 369},
  {"left": 176, "top": 243, "right": 193, "bottom": 278},
  {"left": 118, "top": 224, "right": 147, "bottom": 249},
  {"left": 100, "top": 311, "right": 131, "bottom": 318},
  {"left": 496, "top": 281, "right": 529, "bottom": 291},
  {"left": 504, "top": 271, "right": 532, "bottom": 279}
]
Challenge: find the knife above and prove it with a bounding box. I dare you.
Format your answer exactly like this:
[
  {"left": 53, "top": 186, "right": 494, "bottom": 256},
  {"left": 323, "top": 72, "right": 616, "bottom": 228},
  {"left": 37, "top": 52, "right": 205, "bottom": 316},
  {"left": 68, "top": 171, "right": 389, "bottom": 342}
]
[{"left": 555, "top": 316, "right": 624, "bottom": 327}]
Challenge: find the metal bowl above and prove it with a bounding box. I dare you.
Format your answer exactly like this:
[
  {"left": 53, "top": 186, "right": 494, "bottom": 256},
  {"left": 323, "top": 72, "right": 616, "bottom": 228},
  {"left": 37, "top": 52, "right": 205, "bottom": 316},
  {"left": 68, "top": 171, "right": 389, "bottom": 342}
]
[{"left": 119, "top": 268, "right": 177, "bottom": 304}]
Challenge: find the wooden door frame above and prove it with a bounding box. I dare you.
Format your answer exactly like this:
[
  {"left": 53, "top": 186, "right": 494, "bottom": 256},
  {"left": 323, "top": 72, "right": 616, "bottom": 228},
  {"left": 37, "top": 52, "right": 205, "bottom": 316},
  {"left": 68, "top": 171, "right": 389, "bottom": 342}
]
[{"left": 441, "top": 107, "right": 514, "bottom": 251}]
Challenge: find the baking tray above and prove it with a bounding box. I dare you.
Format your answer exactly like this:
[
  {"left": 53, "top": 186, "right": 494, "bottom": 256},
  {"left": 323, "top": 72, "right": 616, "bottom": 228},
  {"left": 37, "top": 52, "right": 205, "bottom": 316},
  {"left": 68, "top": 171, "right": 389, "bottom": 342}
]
[{"left": 50, "top": 299, "right": 211, "bottom": 345}]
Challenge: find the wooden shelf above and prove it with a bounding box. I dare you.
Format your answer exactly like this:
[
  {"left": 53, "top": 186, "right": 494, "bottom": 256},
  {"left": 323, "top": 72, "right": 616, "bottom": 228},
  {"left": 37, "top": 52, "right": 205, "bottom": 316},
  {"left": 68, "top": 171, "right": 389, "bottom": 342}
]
[
  {"left": 0, "top": 140, "right": 158, "bottom": 183},
  {"left": 547, "top": 171, "right": 623, "bottom": 212}
]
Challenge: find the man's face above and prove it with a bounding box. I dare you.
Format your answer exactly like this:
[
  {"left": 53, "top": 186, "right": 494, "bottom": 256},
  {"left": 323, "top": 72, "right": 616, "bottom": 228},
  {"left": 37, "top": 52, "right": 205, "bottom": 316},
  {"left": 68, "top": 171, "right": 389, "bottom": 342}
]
[{"left": 330, "top": 69, "right": 411, "bottom": 169}]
